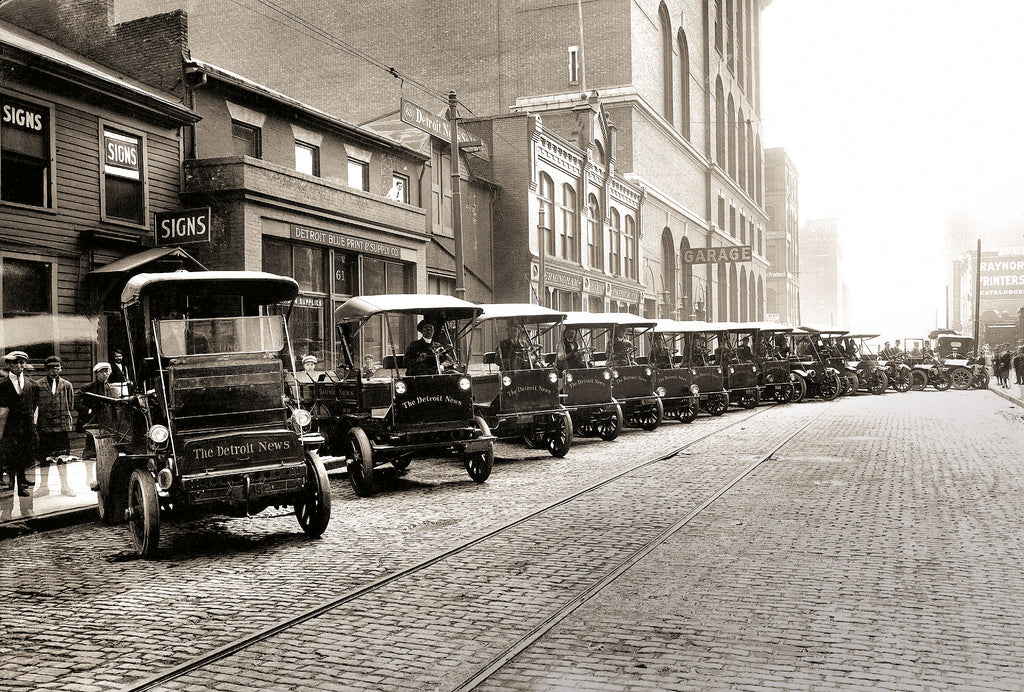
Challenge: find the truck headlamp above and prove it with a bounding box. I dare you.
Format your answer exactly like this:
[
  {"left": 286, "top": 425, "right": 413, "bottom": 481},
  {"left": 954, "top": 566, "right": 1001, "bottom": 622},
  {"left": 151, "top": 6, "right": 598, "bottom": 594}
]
[
  {"left": 656, "top": 386, "right": 667, "bottom": 397},
  {"left": 148, "top": 424, "right": 170, "bottom": 445},
  {"left": 502, "top": 375, "right": 512, "bottom": 387},
  {"left": 292, "top": 409, "right": 312, "bottom": 428},
  {"left": 547, "top": 372, "right": 558, "bottom": 384},
  {"left": 459, "top": 377, "right": 472, "bottom": 391},
  {"left": 394, "top": 380, "right": 407, "bottom": 394}
]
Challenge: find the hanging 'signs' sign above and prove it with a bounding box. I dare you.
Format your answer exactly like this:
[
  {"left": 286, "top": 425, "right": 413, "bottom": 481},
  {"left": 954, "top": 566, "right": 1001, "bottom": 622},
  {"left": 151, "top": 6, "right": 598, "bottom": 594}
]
[
  {"left": 154, "top": 207, "right": 212, "bottom": 246},
  {"left": 681, "top": 245, "right": 752, "bottom": 265}
]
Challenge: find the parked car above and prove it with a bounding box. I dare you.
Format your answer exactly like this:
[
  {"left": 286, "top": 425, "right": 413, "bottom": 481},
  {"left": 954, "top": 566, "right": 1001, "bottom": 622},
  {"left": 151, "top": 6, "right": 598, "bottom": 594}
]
[
  {"left": 841, "top": 334, "right": 889, "bottom": 395},
  {"left": 467, "top": 303, "right": 573, "bottom": 457},
  {"left": 646, "top": 320, "right": 700, "bottom": 423},
  {"left": 554, "top": 313, "right": 627, "bottom": 439},
  {"left": 713, "top": 322, "right": 763, "bottom": 409},
  {"left": 674, "top": 321, "right": 731, "bottom": 415},
  {"left": 787, "top": 328, "right": 843, "bottom": 401},
  {"left": 310, "top": 294, "right": 495, "bottom": 496},
  {"left": 743, "top": 322, "right": 796, "bottom": 403},
  {"left": 87, "top": 271, "right": 330, "bottom": 558}
]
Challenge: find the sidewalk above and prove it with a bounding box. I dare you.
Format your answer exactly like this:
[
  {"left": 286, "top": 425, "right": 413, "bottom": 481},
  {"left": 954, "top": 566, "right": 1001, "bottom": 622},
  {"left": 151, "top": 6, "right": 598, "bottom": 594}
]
[
  {"left": 989, "top": 381, "right": 1024, "bottom": 406},
  {"left": 0, "top": 456, "right": 98, "bottom": 536}
]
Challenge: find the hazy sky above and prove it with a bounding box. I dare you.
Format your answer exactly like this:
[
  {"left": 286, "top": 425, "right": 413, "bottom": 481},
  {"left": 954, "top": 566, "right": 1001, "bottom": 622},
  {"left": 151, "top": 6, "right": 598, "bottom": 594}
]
[{"left": 760, "top": 0, "right": 1024, "bottom": 338}]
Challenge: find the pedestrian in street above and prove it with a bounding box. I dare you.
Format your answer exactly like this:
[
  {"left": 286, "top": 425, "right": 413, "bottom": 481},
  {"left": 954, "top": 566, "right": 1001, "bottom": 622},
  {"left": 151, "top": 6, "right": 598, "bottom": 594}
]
[
  {"left": 0, "top": 351, "right": 38, "bottom": 497},
  {"left": 78, "top": 361, "right": 115, "bottom": 462},
  {"left": 35, "top": 356, "right": 76, "bottom": 497},
  {"left": 997, "top": 345, "right": 1012, "bottom": 388},
  {"left": 1013, "top": 347, "right": 1024, "bottom": 386}
]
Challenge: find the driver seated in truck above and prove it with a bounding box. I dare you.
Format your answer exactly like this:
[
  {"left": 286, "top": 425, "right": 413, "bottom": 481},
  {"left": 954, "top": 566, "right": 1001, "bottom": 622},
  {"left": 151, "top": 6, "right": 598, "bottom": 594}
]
[
  {"left": 608, "top": 326, "right": 635, "bottom": 366},
  {"left": 498, "top": 323, "right": 536, "bottom": 371},
  {"left": 404, "top": 320, "right": 452, "bottom": 376}
]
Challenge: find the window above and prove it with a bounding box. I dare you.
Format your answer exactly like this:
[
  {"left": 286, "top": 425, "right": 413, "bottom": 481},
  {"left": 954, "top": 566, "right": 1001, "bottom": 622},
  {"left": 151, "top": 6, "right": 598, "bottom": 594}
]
[
  {"left": 678, "top": 30, "right": 691, "bottom": 139},
  {"left": 587, "top": 195, "right": 602, "bottom": 270},
  {"left": 1, "top": 97, "right": 51, "bottom": 208},
  {"left": 624, "top": 215, "right": 637, "bottom": 280},
  {"left": 388, "top": 173, "right": 409, "bottom": 203},
  {"left": 295, "top": 141, "right": 320, "bottom": 176},
  {"left": 568, "top": 46, "right": 580, "bottom": 85},
  {"left": 2, "top": 256, "right": 55, "bottom": 360},
  {"left": 658, "top": 3, "right": 673, "bottom": 121},
  {"left": 102, "top": 128, "right": 144, "bottom": 223},
  {"left": 559, "top": 184, "right": 579, "bottom": 262},
  {"left": 428, "top": 274, "right": 456, "bottom": 295},
  {"left": 348, "top": 158, "right": 369, "bottom": 191},
  {"left": 231, "top": 120, "right": 261, "bottom": 158},
  {"left": 538, "top": 173, "right": 554, "bottom": 255},
  {"left": 608, "top": 208, "right": 621, "bottom": 276}
]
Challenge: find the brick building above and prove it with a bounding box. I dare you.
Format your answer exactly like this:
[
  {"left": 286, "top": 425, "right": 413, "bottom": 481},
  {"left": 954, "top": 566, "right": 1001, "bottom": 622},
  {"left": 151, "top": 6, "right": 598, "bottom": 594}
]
[
  {"left": 798, "top": 218, "right": 845, "bottom": 328},
  {"left": 109, "top": 0, "right": 773, "bottom": 321},
  {"left": 763, "top": 147, "right": 800, "bottom": 325}
]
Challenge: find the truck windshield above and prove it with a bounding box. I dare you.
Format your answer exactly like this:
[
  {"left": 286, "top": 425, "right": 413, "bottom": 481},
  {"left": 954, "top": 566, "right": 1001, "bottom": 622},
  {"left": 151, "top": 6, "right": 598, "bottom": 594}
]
[{"left": 155, "top": 315, "right": 286, "bottom": 357}]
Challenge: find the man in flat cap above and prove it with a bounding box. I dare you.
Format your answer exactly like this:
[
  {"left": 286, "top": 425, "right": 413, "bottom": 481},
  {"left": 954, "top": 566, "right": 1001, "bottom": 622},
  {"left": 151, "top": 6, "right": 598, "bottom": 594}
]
[
  {"left": 78, "top": 361, "right": 114, "bottom": 463},
  {"left": 0, "top": 351, "right": 38, "bottom": 496},
  {"left": 35, "top": 355, "right": 76, "bottom": 497}
]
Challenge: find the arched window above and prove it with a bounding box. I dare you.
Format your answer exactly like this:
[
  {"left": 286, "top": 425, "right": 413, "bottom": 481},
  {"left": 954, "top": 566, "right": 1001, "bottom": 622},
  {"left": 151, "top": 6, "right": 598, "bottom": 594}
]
[
  {"left": 678, "top": 29, "right": 691, "bottom": 139},
  {"left": 755, "top": 134, "right": 763, "bottom": 204},
  {"left": 661, "top": 229, "right": 676, "bottom": 318},
  {"left": 587, "top": 195, "right": 603, "bottom": 270},
  {"left": 727, "top": 93, "right": 736, "bottom": 178},
  {"left": 726, "top": 0, "right": 735, "bottom": 71},
  {"left": 757, "top": 227, "right": 763, "bottom": 256},
  {"left": 739, "top": 267, "right": 748, "bottom": 321},
  {"left": 608, "top": 208, "right": 622, "bottom": 276},
  {"left": 680, "top": 236, "right": 693, "bottom": 317},
  {"left": 715, "top": 79, "right": 726, "bottom": 165},
  {"left": 659, "top": 3, "right": 673, "bottom": 122},
  {"left": 559, "top": 183, "right": 579, "bottom": 262},
  {"left": 738, "top": 106, "right": 747, "bottom": 189},
  {"left": 538, "top": 173, "right": 554, "bottom": 255},
  {"left": 624, "top": 215, "right": 637, "bottom": 280},
  {"left": 729, "top": 264, "right": 738, "bottom": 320},
  {"left": 717, "top": 260, "right": 728, "bottom": 320},
  {"left": 746, "top": 120, "right": 755, "bottom": 196},
  {"left": 714, "top": 0, "right": 723, "bottom": 53},
  {"left": 592, "top": 140, "right": 605, "bottom": 168},
  {"left": 756, "top": 276, "right": 764, "bottom": 320}
]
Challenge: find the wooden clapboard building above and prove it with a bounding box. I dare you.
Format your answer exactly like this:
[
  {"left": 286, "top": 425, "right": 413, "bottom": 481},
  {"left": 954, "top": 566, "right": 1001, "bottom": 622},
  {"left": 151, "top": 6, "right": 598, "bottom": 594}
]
[{"left": 0, "top": 17, "right": 199, "bottom": 383}]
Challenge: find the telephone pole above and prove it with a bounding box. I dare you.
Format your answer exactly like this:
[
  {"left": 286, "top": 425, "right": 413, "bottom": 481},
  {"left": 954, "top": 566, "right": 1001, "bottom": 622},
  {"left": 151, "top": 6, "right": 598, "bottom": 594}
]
[{"left": 447, "top": 90, "right": 466, "bottom": 300}]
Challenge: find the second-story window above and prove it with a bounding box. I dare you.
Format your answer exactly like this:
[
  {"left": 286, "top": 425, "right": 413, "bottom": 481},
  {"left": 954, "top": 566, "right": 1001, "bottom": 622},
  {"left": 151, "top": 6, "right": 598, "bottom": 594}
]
[
  {"left": 388, "top": 173, "right": 409, "bottom": 203},
  {"left": 295, "top": 141, "right": 320, "bottom": 176},
  {"left": 587, "top": 195, "right": 603, "bottom": 271},
  {"left": 559, "top": 184, "right": 578, "bottom": 262},
  {"left": 608, "top": 208, "right": 621, "bottom": 276},
  {"left": 348, "top": 158, "right": 369, "bottom": 192},
  {"left": 568, "top": 46, "right": 580, "bottom": 85},
  {"left": 1, "top": 97, "right": 51, "bottom": 208},
  {"left": 538, "top": 173, "right": 555, "bottom": 255},
  {"left": 232, "top": 120, "right": 261, "bottom": 158},
  {"left": 624, "top": 215, "right": 637, "bottom": 280},
  {"left": 102, "top": 127, "right": 144, "bottom": 224}
]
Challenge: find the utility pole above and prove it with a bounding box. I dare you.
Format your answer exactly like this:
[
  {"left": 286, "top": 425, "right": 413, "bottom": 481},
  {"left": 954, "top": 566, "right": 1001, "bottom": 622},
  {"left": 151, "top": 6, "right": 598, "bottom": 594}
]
[
  {"left": 448, "top": 90, "right": 466, "bottom": 300},
  {"left": 973, "top": 239, "right": 981, "bottom": 346}
]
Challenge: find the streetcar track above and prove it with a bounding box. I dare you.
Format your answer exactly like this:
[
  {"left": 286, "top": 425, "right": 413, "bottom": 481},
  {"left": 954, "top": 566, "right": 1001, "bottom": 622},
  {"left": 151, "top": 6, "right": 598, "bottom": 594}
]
[{"left": 123, "top": 402, "right": 828, "bottom": 692}]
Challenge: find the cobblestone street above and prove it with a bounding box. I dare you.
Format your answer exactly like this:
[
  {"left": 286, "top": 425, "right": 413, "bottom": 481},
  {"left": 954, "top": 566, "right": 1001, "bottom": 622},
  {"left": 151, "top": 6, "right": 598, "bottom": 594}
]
[{"left": 1, "top": 391, "right": 1023, "bottom": 690}]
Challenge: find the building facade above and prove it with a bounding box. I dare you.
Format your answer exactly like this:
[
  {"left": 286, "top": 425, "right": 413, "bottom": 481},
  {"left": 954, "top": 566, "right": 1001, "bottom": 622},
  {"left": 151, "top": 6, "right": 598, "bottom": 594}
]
[
  {"left": 1, "top": 2, "right": 498, "bottom": 369},
  {"left": 109, "top": 0, "right": 773, "bottom": 320},
  {"left": 763, "top": 147, "right": 799, "bottom": 325},
  {"left": 798, "top": 218, "right": 845, "bottom": 328}
]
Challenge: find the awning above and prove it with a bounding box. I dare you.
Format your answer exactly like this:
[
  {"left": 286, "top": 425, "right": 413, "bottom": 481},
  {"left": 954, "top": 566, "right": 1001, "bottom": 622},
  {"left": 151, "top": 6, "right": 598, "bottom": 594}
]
[{"left": 88, "top": 247, "right": 207, "bottom": 276}]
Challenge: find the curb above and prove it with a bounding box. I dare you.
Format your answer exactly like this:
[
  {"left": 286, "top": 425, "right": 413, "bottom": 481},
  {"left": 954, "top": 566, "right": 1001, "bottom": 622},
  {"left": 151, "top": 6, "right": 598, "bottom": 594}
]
[
  {"left": 989, "top": 383, "right": 1024, "bottom": 407},
  {"left": 0, "top": 505, "right": 97, "bottom": 540}
]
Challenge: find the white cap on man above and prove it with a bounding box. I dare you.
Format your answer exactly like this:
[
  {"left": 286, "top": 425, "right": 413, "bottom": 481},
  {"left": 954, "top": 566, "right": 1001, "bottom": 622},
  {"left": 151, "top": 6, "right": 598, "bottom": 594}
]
[
  {"left": 93, "top": 362, "right": 111, "bottom": 373},
  {"left": 302, "top": 355, "right": 317, "bottom": 366}
]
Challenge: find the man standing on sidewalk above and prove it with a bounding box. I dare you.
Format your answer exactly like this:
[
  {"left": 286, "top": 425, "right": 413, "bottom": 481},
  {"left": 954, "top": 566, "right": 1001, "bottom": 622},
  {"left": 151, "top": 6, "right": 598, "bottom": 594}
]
[
  {"left": 0, "top": 351, "right": 38, "bottom": 497},
  {"left": 34, "top": 356, "right": 76, "bottom": 497}
]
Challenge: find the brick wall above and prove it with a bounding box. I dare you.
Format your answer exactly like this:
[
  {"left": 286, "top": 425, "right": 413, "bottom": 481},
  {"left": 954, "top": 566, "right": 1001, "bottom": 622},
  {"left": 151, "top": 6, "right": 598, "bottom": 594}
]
[{"left": 0, "top": 0, "right": 188, "bottom": 99}]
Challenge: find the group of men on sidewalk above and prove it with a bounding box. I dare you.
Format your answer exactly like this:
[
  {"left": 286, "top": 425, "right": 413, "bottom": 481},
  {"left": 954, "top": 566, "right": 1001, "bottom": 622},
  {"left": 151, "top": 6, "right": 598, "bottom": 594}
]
[{"left": 0, "top": 350, "right": 125, "bottom": 500}]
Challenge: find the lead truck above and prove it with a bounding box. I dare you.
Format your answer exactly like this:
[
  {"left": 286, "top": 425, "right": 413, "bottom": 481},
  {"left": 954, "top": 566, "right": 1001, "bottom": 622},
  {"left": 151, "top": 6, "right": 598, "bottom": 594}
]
[{"left": 87, "top": 271, "right": 330, "bottom": 558}]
